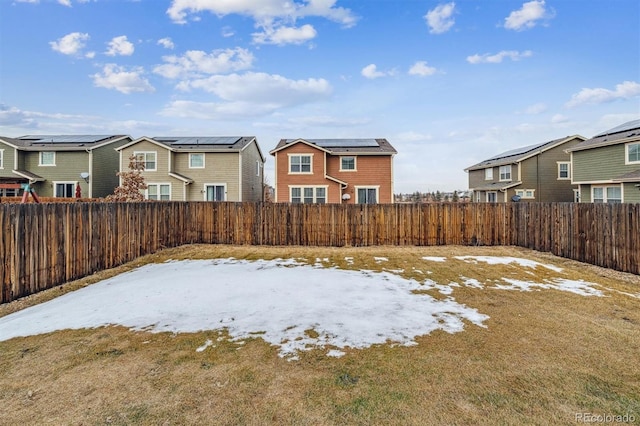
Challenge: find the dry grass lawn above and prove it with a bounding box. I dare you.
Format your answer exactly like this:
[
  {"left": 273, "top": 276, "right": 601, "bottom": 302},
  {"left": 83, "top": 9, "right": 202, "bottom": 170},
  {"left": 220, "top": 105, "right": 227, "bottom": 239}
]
[{"left": 1, "top": 245, "right": 639, "bottom": 425}]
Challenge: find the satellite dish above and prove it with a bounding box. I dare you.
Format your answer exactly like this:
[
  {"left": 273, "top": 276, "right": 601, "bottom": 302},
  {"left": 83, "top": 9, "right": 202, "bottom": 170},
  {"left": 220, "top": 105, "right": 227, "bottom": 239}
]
[
  {"left": 511, "top": 195, "right": 521, "bottom": 202},
  {"left": 342, "top": 193, "right": 351, "bottom": 200}
]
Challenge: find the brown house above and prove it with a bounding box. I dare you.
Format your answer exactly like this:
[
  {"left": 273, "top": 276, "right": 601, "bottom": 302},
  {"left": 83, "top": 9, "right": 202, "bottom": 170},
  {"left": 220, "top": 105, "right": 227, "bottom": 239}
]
[
  {"left": 269, "top": 138, "right": 397, "bottom": 204},
  {"left": 465, "top": 135, "right": 585, "bottom": 203}
]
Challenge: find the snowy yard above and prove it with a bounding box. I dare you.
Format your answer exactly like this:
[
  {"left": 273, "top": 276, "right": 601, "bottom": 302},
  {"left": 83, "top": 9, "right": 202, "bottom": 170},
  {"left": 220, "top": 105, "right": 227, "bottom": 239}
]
[{"left": 1, "top": 253, "right": 635, "bottom": 360}]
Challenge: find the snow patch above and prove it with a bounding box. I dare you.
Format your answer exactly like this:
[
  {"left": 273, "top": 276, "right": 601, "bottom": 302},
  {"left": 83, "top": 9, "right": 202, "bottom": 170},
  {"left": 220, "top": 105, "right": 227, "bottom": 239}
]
[
  {"left": 455, "top": 256, "right": 563, "bottom": 272},
  {"left": 422, "top": 256, "right": 447, "bottom": 262}
]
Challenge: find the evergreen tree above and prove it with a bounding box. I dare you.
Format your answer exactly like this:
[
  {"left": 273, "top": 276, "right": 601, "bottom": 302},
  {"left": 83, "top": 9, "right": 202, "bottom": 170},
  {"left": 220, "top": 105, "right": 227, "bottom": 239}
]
[{"left": 452, "top": 190, "right": 459, "bottom": 202}]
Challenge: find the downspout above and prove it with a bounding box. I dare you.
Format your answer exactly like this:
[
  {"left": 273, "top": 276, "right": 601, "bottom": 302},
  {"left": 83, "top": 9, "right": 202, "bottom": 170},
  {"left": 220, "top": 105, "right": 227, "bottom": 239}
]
[
  {"left": 86, "top": 148, "right": 93, "bottom": 198},
  {"left": 238, "top": 152, "right": 242, "bottom": 202}
]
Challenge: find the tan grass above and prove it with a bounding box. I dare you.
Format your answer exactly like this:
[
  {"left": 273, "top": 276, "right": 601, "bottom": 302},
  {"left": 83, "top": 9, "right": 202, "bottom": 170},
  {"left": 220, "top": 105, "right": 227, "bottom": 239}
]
[{"left": 1, "top": 245, "right": 639, "bottom": 425}]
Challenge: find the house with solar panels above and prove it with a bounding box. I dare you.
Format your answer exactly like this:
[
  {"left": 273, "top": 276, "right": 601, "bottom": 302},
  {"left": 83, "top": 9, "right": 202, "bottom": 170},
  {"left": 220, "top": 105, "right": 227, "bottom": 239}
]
[
  {"left": 565, "top": 119, "right": 640, "bottom": 203},
  {"left": 115, "top": 136, "right": 265, "bottom": 202},
  {"left": 465, "top": 135, "right": 585, "bottom": 203},
  {"left": 269, "top": 138, "right": 397, "bottom": 204},
  {"left": 0, "top": 134, "right": 132, "bottom": 198}
]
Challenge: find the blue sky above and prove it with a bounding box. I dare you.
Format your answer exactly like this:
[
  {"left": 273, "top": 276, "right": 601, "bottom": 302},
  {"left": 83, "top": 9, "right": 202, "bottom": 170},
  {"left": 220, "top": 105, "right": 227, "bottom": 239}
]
[{"left": 1, "top": 0, "right": 639, "bottom": 193}]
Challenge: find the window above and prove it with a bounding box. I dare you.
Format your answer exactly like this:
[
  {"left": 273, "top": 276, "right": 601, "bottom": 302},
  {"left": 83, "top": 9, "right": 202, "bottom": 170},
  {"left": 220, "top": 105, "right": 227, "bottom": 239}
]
[
  {"left": 499, "top": 165, "right": 511, "bottom": 181},
  {"left": 486, "top": 191, "right": 497, "bottom": 203},
  {"left": 54, "top": 182, "right": 75, "bottom": 197},
  {"left": 341, "top": 156, "right": 356, "bottom": 171},
  {"left": 134, "top": 151, "right": 157, "bottom": 171},
  {"left": 485, "top": 168, "right": 493, "bottom": 180},
  {"left": 0, "top": 188, "right": 18, "bottom": 197},
  {"left": 626, "top": 142, "right": 640, "bottom": 164},
  {"left": 290, "top": 186, "right": 326, "bottom": 203},
  {"left": 515, "top": 189, "right": 535, "bottom": 199},
  {"left": 147, "top": 183, "right": 170, "bottom": 200},
  {"left": 256, "top": 160, "right": 261, "bottom": 176},
  {"left": 0, "top": 149, "right": 4, "bottom": 169},
  {"left": 289, "top": 155, "right": 312, "bottom": 173},
  {"left": 39, "top": 152, "right": 55, "bottom": 166},
  {"left": 189, "top": 153, "right": 204, "bottom": 169},
  {"left": 356, "top": 187, "right": 378, "bottom": 204},
  {"left": 558, "top": 162, "right": 570, "bottom": 179},
  {"left": 475, "top": 191, "right": 481, "bottom": 202},
  {"left": 592, "top": 185, "right": 622, "bottom": 203},
  {"left": 205, "top": 184, "right": 225, "bottom": 201}
]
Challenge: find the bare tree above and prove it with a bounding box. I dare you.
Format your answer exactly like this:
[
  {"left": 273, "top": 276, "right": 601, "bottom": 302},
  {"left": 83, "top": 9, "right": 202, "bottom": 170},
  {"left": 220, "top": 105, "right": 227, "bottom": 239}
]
[{"left": 105, "top": 155, "right": 148, "bottom": 202}]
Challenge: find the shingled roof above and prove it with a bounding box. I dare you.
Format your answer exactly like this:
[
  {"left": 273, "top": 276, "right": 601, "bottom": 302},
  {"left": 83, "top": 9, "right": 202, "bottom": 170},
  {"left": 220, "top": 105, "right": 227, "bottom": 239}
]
[
  {"left": 270, "top": 138, "right": 397, "bottom": 155},
  {"left": 0, "top": 135, "right": 130, "bottom": 151},
  {"left": 566, "top": 119, "right": 640, "bottom": 152}
]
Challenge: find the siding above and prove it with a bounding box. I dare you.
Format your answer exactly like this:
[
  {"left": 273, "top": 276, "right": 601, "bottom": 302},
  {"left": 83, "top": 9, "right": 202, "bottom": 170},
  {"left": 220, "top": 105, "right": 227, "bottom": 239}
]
[
  {"left": 572, "top": 144, "right": 630, "bottom": 182},
  {"left": 174, "top": 152, "right": 240, "bottom": 201},
  {"left": 240, "top": 141, "right": 264, "bottom": 202},
  {"left": 325, "top": 155, "right": 394, "bottom": 203},
  {"left": 120, "top": 140, "right": 173, "bottom": 198},
  {"left": 0, "top": 144, "right": 16, "bottom": 179},
  {"left": 24, "top": 151, "right": 88, "bottom": 197},
  {"left": 91, "top": 138, "right": 131, "bottom": 198},
  {"left": 274, "top": 143, "right": 329, "bottom": 202}
]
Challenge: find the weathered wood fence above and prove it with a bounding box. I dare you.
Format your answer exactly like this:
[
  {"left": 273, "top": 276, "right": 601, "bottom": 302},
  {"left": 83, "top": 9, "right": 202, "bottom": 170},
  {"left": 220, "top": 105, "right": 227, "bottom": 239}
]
[{"left": 0, "top": 202, "right": 638, "bottom": 303}]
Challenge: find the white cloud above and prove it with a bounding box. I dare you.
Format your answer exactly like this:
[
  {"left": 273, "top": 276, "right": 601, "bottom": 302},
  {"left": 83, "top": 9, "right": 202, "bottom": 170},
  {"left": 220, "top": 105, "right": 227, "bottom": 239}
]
[
  {"left": 92, "top": 64, "right": 155, "bottom": 94},
  {"left": 49, "top": 32, "right": 90, "bottom": 56},
  {"left": 105, "top": 35, "right": 135, "bottom": 56},
  {"left": 153, "top": 48, "right": 255, "bottom": 79},
  {"left": 408, "top": 61, "right": 437, "bottom": 77},
  {"left": 176, "top": 72, "right": 332, "bottom": 105},
  {"left": 222, "top": 26, "right": 235, "bottom": 38},
  {"left": 166, "top": 0, "right": 357, "bottom": 27},
  {"left": 361, "top": 64, "right": 391, "bottom": 79},
  {"left": 253, "top": 24, "right": 317, "bottom": 45},
  {"left": 58, "top": 0, "right": 71, "bottom": 6},
  {"left": 160, "top": 100, "right": 279, "bottom": 120},
  {"left": 425, "top": 2, "right": 456, "bottom": 34},
  {"left": 551, "top": 114, "right": 569, "bottom": 124},
  {"left": 523, "top": 103, "right": 547, "bottom": 114},
  {"left": 466, "top": 50, "right": 533, "bottom": 64},
  {"left": 565, "top": 81, "right": 640, "bottom": 108},
  {"left": 504, "top": 0, "right": 551, "bottom": 31},
  {"left": 157, "top": 37, "right": 175, "bottom": 49}
]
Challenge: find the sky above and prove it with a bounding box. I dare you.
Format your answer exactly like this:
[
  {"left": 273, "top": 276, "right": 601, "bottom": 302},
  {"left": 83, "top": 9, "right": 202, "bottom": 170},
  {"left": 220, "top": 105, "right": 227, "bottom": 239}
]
[
  {"left": 0, "top": 255, "right": 621, "bottom": 360},
  {"left": 0, "top": 0, "right": 639, "bottom": 193}
]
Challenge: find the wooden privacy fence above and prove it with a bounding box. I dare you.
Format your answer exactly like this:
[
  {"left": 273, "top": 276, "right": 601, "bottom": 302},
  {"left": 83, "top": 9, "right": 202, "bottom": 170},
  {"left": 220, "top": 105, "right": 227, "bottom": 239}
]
[{"left": 0, "top": 202, "right": 638, "bottom": 304}]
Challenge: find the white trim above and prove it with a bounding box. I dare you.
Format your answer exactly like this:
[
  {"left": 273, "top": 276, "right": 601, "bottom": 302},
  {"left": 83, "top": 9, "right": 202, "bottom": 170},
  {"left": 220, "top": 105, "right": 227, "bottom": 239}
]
[
  {"left": 288, "top": 185, "right": 328, "bottom": 204},
  {"left": 88, "top": 149, "right": 93, "bottom": 198},
  {"left": 133, "top": 151, "right": 157, "bottom": 171},
  {"left": 52, "top": 181, "right": 78, "bottom": 197},
  {"left": 340, "top": 155, "right": 357, "bottom": 171},
  {"left": 0, "top": 149, "right": 4, "bottom": 169},
  {"left": 146, "top": 182, "right": 171, "bottom": 200},
  {"left": 625, "top": 141, "right": 640, "bottom": 165},
  {"left": 203, "top": 183, "right": 227, "bottom": 201},
  {"left": 572, "top": 179, "right": 616, "bottom": 185},
  {"left": 39, "top": 151, "right": 56, "bottom": 166},
  {"left": 591, "top": 184, "right": 623, "bottom": 203},
  {"left": 498, "top": 165, "right": 512, "bottom": 182},
  {"left": 515, "top": 189, "right": 536, "bottom": 199},
  {"left": 189, "top": 153, "right": 205, "bottom": 169},
  {"left": 486, "top": 191, "right": 497, "bottom": 203},
  {"left": 484, "top": 168, "right": 493, "bottom": 180},
  {"left": 557, "top": 161, "right": 571, "bottom": 180},
  {"left": 288, "top": 153, "right": 313, "bottom": 174},
  {"left": 355, "top": 185, "right": 380, "bottom": 204}
]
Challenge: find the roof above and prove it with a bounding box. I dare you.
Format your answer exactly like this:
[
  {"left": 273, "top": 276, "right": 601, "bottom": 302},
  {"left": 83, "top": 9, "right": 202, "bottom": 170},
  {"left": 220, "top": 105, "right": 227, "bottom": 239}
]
[
  {"left": 0, "top": 135, "right": 130, "bottom": 151},
  {"left": 465, "top": 135, "right": 584, "bottom": 171},
  {"left": 117, "top": 136, "right": 265, "bottom": 161},
  {"left": 269, "top": 138, "right": 397, "bottom": 155},
  {"left": 469, "top": 181, "right": 522, "bottom": 191},
  {"left": 12, "top": 169, "right": 45, "bottom": 182},
  {"left": 566, "top": 119, "right": 640, "bottom": 152},
  {"left": 613, "top": 169, "right": 640, "bottom": 182}
]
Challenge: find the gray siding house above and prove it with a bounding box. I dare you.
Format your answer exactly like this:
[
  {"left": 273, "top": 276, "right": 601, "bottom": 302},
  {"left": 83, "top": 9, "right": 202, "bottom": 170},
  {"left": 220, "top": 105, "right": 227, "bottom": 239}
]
[
  {"left": 566, "top": 119, "right": 640, "bottom": 203},
  {"left": 116, "top": 136, "right": 265, "bottom": 202},
  {"left": 465, "top": 135, "right": 585, "bottom": 203},
  {"left": 0, "top": 134, "right": 132, "bottom": 198}
]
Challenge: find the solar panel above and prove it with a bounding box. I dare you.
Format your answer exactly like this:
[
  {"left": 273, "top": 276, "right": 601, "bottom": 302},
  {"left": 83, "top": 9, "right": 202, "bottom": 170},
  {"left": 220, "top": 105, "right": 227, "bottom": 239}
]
[
  {"left": 153, "top": 136, "right": 241, "bottom": 145},
  {"left": 19, "top": 135, "right": 113, "bottom": 143},
  {"left": 594, "top": 119, "right": 640, "bottom": 137},
  {"left": 286, "top": 138, "right": 379, "bottom": 148},
  {"left": 486, "top": 141, "right": 544, "bottom": 161}
]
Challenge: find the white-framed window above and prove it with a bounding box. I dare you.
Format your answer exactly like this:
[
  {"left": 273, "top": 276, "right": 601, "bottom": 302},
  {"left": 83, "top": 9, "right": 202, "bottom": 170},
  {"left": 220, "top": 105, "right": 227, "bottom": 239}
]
[
  {"left": 484, "top": 168, "right": 493, "bottom": 180},
  {"left": 356, "top": 186, "right": 379, "bottom": 204},
  {"left": 53, "top": 181, "right": 76, "bottom": 197},
  {"left": 290, "top": 186, "right": 326, "bottom": 204},
  {"left": 486, "top": 191, "right": 497, "bottom": 202},
  {"left": 0, "top": 149, "right": 4, "bottom": 169},
  {"left": 204, "top": 184, "right": 226, "bottom": 201},
  {"left": 189, "top": 153, "right": 204, "bottom": 169},
  {"left": 475, "top": 191, "right": 482, "bottom": 202},
  {"left": 0, "top": 188, "right": 19, "bottom": 197},
  {"left": 592, "top": 185, "right": 622, "bottom": 204},
  {"left": 573, "top": 189, "right": 580, "bottom": 203},
  {"left": 515, "top": 189, "right": 535, "bottom": 199},
  {"left": 626, "top": 142, "right": 640, "bottom": 164},
  {"left": 557, "top": 162, "right": 570, "bottom": 180},
  {"left": 146, "top": 183, "right": 170, "bottom": 200},
  {"left": 39, "top": 151, "right": 56, "bottom": 166},
  {"left": 340, "top": 156, "right": 356, "bottom": 171},
  {"left": 134, "top": 151, "right": 157, "bottom": 171},
  {"left": 499, "top": 165, "right": 511, "bottom": 181},
  {"left": 289, "top": 154, "right": 312, "bottom": 174},
  {"left": 256, "top": 160, "right": 261, "bottom": 177}
]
